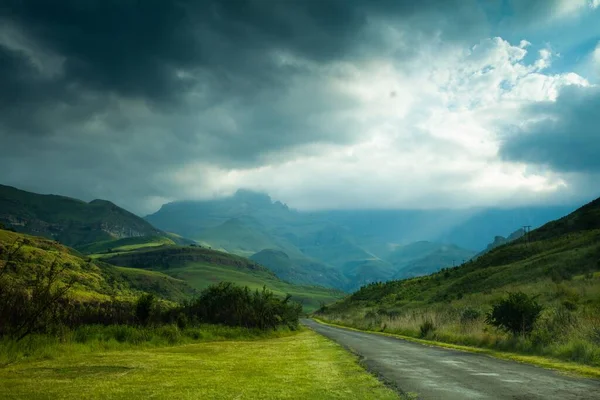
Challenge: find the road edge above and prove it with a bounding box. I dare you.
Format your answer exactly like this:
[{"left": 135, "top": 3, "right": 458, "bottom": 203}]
[
  {"left": 301, "top": 320, "right": 413, "bottom": 400},
  {"left": 311, "top": 318, "right": 600, "bottom": 380}
]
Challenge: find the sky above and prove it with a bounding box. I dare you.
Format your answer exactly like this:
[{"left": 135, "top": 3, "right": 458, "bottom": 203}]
[{"left": 1, "top": 0, "right": 599, "bottom": 215}]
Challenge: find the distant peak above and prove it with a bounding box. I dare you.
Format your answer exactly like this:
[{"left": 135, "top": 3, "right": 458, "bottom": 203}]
[
  {"left": 89, "top": 199, "right": 115, "bottom": 206},
  {"left": 233, "top": 189, "right": 272, "bottom": 204}
]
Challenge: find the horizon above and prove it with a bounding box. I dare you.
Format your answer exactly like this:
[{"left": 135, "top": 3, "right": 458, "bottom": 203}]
[{"left": 0, "top": 182, "right": 586, "bottom": 219}]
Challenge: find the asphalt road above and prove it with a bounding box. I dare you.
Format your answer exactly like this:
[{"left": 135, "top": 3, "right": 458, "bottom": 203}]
[{"left": 303, "top": 319, "right": 600, "bottom": 400}]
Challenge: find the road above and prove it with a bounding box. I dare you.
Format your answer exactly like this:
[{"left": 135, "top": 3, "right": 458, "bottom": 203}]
[{"left": 303, "top": 319, "right": 600, "bottom": 400}]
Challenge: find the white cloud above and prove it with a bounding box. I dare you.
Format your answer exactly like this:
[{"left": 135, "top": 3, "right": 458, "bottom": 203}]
[{"left": 161, "top": 36, "right": 590, "bottom": 212}]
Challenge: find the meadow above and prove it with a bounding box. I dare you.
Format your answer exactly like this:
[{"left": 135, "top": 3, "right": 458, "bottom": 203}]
[{"left": 0, "top": 329, "right": 400, "bottom": 400}]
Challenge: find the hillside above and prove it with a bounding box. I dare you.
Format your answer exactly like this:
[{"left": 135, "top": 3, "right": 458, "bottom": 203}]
[
  {"left": 0, "top": 229, "right": 196, "bottom": 303},
  {"left": 474, "top": 228, "right": 525, "bottom": 258},
  {"left": 98, "top": 246, "right": 345, "bottom": 311},
  {"left": 0, "top": 184, "right": 164, "bottom": 248},
  {"left": 317, "top": 196, "right": 600, "bottom": 366},
  {"left": 324, "top": 196, "right": 600, "bottom": 308},
  {"left": 250, "top": 249, "right": 348, "bottom": 288}
]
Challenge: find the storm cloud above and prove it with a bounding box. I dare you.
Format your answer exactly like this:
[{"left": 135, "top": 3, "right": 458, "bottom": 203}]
[
  {"left": 0, "top": 0, "right": 599, "bottom": 213},
  {"left": 500, "top": 85, "right": 600, "bottom": 172}
]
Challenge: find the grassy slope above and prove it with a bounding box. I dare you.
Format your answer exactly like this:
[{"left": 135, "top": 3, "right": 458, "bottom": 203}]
[
  {"left": 0, "top": 184, "right": 162, "bottom": 247},
  {"left": 0, "top": 330, "right": 399, "bottom": 400},
  {"left": 100, "top": 246, "right": 345, "bottom": 312},
  {"left": 318, "top": 197, "right": 600, "bottom": 367},
  {"left": 0, "top": 229, "right": 195, "bottom": 303},
  {"left": 77, "top": 235, "right": 177, "bottom": 254}
]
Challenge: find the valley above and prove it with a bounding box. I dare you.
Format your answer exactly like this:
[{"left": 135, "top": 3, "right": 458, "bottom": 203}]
[{"left": 1, "top": 183, "right": 599, "bottom": 399}]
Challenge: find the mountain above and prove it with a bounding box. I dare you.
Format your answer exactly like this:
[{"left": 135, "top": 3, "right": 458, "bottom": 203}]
[
  {"left": 320, "top": 195, "right": 600, "bottom": 311},
  {"left": 146, "top": 190, "right": 386, "bottom": 290},
  {"left": 250, "top": 249, "right": 348, "bottom": 288},
  {"left": 146, "top": 190, "right": 573, "bottom": 290},
  {"left": 390, "top": 243, "right": 477, "bottom": 279},
  {"left": 475, "top": 228, "right": 525, "bottom": 258},
  {"left": 312, "top": 206, "right": 576, "bottom": 251},
  {"left": 0, "top": 184, "right": 166, "bottom": 248}
]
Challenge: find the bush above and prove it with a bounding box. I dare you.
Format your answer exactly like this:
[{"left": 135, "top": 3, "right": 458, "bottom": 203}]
[
  {"left": 0, "top": 242, "right": 76, "bottom": 340},
  {"left": 485, "top": 292, "right": 543, "bottom": 336},
  {"left": 135, "top": 294, "right": 156, "bottom": 326},
  {"left": 460, "top": 307, "right": 481, "bottom": 324},
  {"left": 182, "top": 282, "right": 302, "bottom": 330},
  {"left": 419, "top": 319, "right": 436, "bottom": 338}
]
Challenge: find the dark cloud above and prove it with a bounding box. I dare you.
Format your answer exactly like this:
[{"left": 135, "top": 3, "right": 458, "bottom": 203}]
[
  {"left": 500, "top": 85, "right": 600, "bottom": 172},
  {"left": 0, "top": 0, "right": 593, "bottom": 213}
]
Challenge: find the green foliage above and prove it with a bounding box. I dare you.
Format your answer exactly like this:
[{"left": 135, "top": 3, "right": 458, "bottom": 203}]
[
  {"left": 0, "top": 241, "right": 77, "bottom": 340},
  {"left": 179, "top": 282, "right": 302, "bottom": 330},
  {"left": 460, "top": 307, "right": 481, "bottom": 323},
  {"left": 135, "top": 293, "right": 156, "bottom": 326},
  {"left": 419, "top": 319, "right": 436, "bottom": 338},
  {"left": 485, "top": 292, "right": 543, "bottom": 336}
]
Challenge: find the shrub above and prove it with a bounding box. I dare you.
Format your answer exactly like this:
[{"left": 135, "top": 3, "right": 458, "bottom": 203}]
[
  {"left": 135, "top": 294, "right": 156, "bottom": 326},
  {"left": 460, "top": 307, "right": 481, "bottom": 324},
  {"left": 0, "top": 241, "right": 76, "bottom": 340},
  {"left": 419, "top": 319, "right": 436, "bottom": 338},
  {"left": 183, "top": 282, "right": 302, "bottom": 330},
  {"left": 485, "top": 292, "right": 543, "bottom": 336}
]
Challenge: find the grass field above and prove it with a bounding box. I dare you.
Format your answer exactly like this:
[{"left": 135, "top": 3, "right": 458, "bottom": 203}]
[
  {"left": 77, "top": 236, "right": 177, "bottom": 255},
  {"left": 0, "top": 330, "right": 399, "bottom": 400}
]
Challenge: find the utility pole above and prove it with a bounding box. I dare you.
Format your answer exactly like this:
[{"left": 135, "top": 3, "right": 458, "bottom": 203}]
[{"left": 523, "top": 225, "right": 531, "bottom": 244}]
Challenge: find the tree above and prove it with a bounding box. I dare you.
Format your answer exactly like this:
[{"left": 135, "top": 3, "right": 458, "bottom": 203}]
[
  {"left": 135, "top": 293, "right": 156, "bottom": 326},
  {"left": 485, "top": 292, "right": 542, "bottom": 336}
]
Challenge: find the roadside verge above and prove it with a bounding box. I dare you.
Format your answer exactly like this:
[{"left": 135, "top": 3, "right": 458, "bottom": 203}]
[{"left": 311, "top": 318, "right": 600, "bottom": 379}]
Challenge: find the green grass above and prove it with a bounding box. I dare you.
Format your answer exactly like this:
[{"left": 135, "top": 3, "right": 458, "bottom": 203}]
[
  {"left": 0, "top": 330, "right": 400, "bottom": 399},
  {"left": 77, "top": 236, "right": 176, "bottom": 254}
]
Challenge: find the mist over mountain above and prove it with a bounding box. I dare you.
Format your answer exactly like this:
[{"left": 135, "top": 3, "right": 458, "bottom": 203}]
[{"left": 146, "top": 189, "right": 576, "bottom": 289}]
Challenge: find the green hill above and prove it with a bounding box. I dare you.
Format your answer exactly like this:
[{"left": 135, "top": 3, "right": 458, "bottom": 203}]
[
  {"left": 99, "top": 246, "right": 345, "bottom": 312},
  {"left": 317, "top": 197, "right": 600, "bottom": 367},
  {"left": 250, "top": 249, "right": 348, "bottom": 288},
  {"left": 0, "top": 184, "right": 164, "bottom": 248},
  {"left": 0, "top": 229, "right": 195, "bottom": 303}
]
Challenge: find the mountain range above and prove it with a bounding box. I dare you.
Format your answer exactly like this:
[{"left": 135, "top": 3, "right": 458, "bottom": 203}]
[
  {"left": 0, "top": 183, "right": 580, "bottom": 291},
  {"left": 145, "top": 189, "right": 576, "bottom": 290}
]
